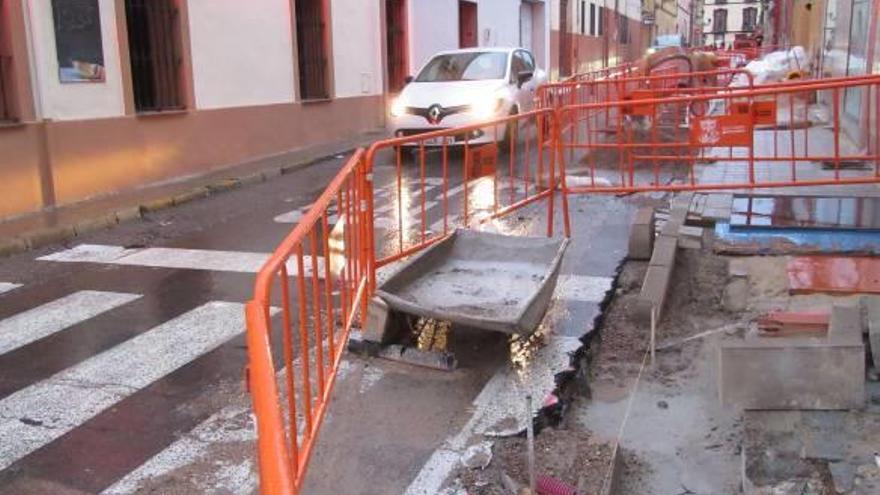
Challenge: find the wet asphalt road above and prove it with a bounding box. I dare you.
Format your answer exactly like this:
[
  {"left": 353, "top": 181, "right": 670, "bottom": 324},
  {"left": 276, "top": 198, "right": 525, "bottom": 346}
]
[{"left": 0, "top": 141, "right": 643, "bottom": 494}]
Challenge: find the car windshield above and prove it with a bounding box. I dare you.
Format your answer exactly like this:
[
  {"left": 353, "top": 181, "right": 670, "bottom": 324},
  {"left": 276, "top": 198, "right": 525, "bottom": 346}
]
[{"left": 415, "top": 52, "right": 508, "bottom": 82}]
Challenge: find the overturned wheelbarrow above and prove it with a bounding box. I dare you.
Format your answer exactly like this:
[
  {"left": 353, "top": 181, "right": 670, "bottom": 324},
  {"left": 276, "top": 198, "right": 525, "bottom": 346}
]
[{"left": 352, "top": 229, "right": 569, "bottom": 369}]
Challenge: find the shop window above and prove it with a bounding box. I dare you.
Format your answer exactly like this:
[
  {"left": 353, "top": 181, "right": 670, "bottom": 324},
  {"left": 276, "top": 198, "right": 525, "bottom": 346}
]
[{"left": 124, "top": 0, "right": 184, "bottom": 112}]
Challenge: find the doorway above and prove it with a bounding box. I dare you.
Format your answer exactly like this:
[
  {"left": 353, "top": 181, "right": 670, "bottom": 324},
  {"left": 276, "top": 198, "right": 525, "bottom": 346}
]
[
  {"left": 386, "top": 0, "right": 407, "bottom": 93},
  {"left": 519, "top": 1, "right": 533, "bottom": 50},
  {"left": 459, "top": 1, "right": 477, "bottom": 48}
]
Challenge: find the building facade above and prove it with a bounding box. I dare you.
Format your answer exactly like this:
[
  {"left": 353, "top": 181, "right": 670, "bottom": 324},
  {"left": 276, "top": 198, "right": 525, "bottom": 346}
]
[
  {"left": 701, "top": 0, "right": 765, "bottom": 48},
  {"left": 550, "top": 0, "right": 650, "bottom": 79},
  {"left": 399, "top": 0, "right": 551, "bottom": 90},
  {"left": 0, "top": 0, "right": 551, "bottom": 221}
]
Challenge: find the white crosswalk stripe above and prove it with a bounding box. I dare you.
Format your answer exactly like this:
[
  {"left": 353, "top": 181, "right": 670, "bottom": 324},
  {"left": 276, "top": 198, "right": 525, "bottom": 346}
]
[
  {"left": 39, "top": 244, "right": 325, "bottom": 277},
  {"left": 0, "top": 291, "right": 141, "bottom": 357},
  {"left": 0, "top": 283, "right": 21, "bottom": 296},
  {"left": 0, "top": 301, "right": 271, "bottom": 472}
]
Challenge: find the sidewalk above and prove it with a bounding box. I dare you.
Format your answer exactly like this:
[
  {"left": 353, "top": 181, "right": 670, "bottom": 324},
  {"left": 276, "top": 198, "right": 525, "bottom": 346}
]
[{"left": 0, "top": 129, "right": 387, "bottom": 256}]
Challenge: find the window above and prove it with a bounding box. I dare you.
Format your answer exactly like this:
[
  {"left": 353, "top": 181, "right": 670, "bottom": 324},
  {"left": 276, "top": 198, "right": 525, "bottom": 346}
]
[
  {"left": 715, "top": 0, "right": 726, "bottom": 4},
  {"left": 618, "top": 13, "right": 629, "bottom": 43},
  {"left": 510, "top": 51, "right": 526, "bottom": 83},
  {"left": 589, "top": 3, "right": 595, "bottom": 36},
  {"left": 579, "top": 0, "right": 586, "bottom": 34},
  {"left": 742, "top": 7, "right": 758, "bottom": 31},
  {"left": 520, "top": 50, "right": 535, "bottom": 71},
  {"left": 124, "top": 0, "right": 184, "bottom": 112},
  {"left": 0, "top": 0, "right": 14, "bottom": 122},
  {"left": 416, "top": 52, "right": 508, "bottom": 82},
  {"left": 295, "top": 0, "right": 330, "bottom": 100},
  {"left": 712, "top": 9, "right": 727, "bottom": 33},
  {"left": 597, "top": 6, "right": 604, "bottom": 35}
]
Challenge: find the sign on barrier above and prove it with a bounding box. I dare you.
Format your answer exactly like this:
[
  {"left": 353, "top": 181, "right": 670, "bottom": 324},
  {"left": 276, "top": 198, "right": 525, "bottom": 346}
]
[{"left": 691, "top": 114, "right": 753, "bottom": 146}]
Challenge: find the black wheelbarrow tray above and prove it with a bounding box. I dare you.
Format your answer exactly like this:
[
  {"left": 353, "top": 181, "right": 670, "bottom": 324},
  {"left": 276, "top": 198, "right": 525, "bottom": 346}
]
[{"left": 376, "top": 229, "right": 569, "bottom": 335}]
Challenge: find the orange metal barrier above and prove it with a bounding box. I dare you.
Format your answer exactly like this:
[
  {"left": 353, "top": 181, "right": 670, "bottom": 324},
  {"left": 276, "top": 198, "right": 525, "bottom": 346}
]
[
  {"left": 246, "top": 149, "right": 371, "bottom": 495},
  {"left": 365, "top": 107, "right": 562, "bottom": 290},
  {"left": 555, "top": 75, "right": 880, "bottom": 204},
  {"left": 246, "top": 74, "right": 880, "bottom": 495}
]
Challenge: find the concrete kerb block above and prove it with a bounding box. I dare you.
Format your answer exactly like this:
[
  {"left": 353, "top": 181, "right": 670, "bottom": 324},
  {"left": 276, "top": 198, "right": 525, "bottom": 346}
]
[
  {"left": 636, "top": 264, "right": 671, "bottom": 322},
  {"left": 238, "top": 173, "right": 265, "bottom": 187},
  {"left": 628, "top": 207, "right": 655, "bottom": 260},
  {"left": 140, "top": 196, "right": 175, "bottom": 213},
  {"left": 114, "top": 206, "right": 142, "bottom": 224},
  {"left": 172, "top": 187, "right": 210, "bottom": 206},
  {"left": 73, "top": 215, "right": 115, "bottom": 236},
  {"left": 0, "top": 236, "right": 28, "bottom": 257},
  {"left": 719, "top": 338, "right": 865, "bottom": 410},
  {"left": 649, "top": 235, "right": 677, "bottom": 268},
  {"left": 24, "top": 225, "right": 76, "bottom": 250},
  {"left": 720, "top": 305, "right": 867, "bottom": 411},
  {"left": 207, "top": 178, "right": 241, "bottom": 193},
  {"left": 678, "top": 225, "right": 704, "bottom": 250},
  {"left": 862, "top": 296, "right": 880, "bottom": 368}
]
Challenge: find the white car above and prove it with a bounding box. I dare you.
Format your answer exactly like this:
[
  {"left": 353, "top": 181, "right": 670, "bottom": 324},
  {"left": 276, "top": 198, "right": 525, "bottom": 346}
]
[{"left": 389, "top": 47, "right": 547, "bottom": 147}]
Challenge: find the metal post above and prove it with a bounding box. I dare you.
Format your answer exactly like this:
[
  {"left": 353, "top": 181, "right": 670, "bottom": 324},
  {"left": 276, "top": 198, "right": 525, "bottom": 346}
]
[{"left": 650, "top": 304, "right": 657, "bottom": 366}]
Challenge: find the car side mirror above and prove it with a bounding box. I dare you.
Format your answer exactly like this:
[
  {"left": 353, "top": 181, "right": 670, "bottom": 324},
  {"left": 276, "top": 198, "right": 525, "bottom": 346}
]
[
  {"left": 404, "top": 75, "right": 414, "bottom": 84},
  {"left": 517, "top": 70, "right": 533, "bottom": 88}
]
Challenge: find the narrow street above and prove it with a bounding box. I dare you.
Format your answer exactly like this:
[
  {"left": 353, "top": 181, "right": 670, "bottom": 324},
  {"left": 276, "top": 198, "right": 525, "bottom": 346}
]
[{"left": 0, "top": 148, "right": 636, "bottom": 494}]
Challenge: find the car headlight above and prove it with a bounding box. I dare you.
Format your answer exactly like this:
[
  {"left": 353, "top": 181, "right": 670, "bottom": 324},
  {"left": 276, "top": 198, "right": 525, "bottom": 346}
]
[
  {"left": 471, "top": 98, "right": 504, "bottom": 121},
  {"left": 390, "top": 97, "right": 406, "bottom": 118}
]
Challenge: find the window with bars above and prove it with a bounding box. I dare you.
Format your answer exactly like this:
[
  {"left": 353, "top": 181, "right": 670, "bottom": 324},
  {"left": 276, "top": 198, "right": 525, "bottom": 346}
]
[
  {"left": 0, "top": 0, "right": 13, "bottom": 122},
  {"left": 579, "top": 0, "right": 585, "bottom": 34},
  {"left": 124, "top": 0, "right": 184, "bottom": 112},
  {"left": 742, "top": 7, "right": 758, "bottom": 31},
  {"left": 713, "top": 9, "right": 727, "bottom": 33},
  {"left": 618, "top": 13, "right": 629, "bottom": 43},
  {"left": 295, "top": 0, "right": 330, "bottom": 100},
  {"left": 589, "top": 3, "right": 595, "bottom": 36}
]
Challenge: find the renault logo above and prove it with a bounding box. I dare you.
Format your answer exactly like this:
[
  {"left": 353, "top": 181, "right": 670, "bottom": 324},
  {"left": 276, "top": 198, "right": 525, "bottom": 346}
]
[{"left": 427, "top": 104, "right": 442, "bottom": 124}]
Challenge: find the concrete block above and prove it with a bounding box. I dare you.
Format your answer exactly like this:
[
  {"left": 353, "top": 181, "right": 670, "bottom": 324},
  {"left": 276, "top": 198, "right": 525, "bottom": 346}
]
[
  {"left": 828, "top": 305, "right": 862, "bottom": 344},
  {"left": 207, "top": 178, "right": 240, "bottom": 193},
  {"left": 73, "top": 215, "right": 115, "bottom": 236},
  {"left": 362, "top": 297, "right": 396, "bottom": 344},
  {"left": 140, "top": 197, "right": 174, "bottom": 213},
  {"left": 862, "top": 296, "right": 880, "bottom": 368},
  {"left": 114, "top": 206, "right": 142, "bottom": 223},
  {"left": 172, "top": 187, "right": 209, "bottom": 206},
  {"left": 678, "top": 225, "right": 703, "bottom": 250},
  {"left": 627, "top": 207, "right": 655, "bottom": 260},
  {"left": 649, "top": 235, "right": 677, "bottom": 268},
  {"left": 238, "top": 173, "right": 264, "bottom": 186},
  {"left": 0, "top": 236, "right": 28, "bottom": 257},
  {"left": 719, "top": 335, "right": 865, "bottom": 410},
  {"left": 636, "top": 264, "right": 671, "bottom": 322},
  {"left": 723, "top": 277, "right": 749, "bottom": 312},
  {"left": 25, "top": 225, "right": 75, "bottom": 249}
]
